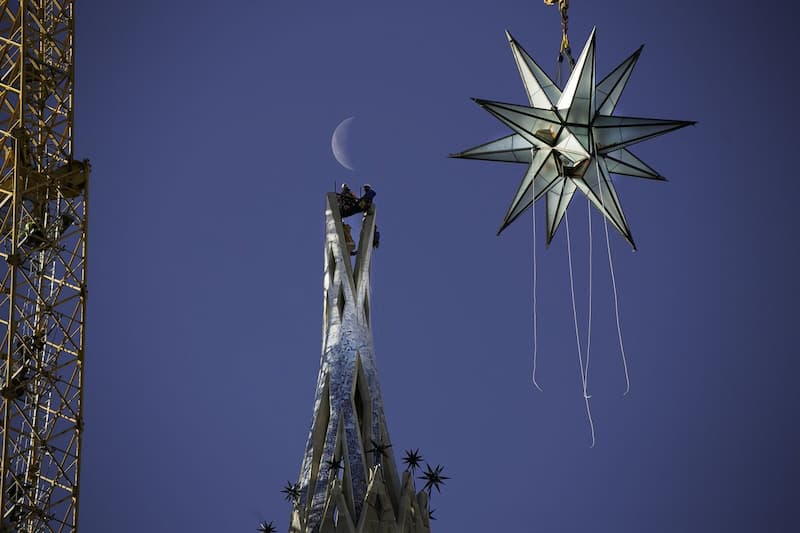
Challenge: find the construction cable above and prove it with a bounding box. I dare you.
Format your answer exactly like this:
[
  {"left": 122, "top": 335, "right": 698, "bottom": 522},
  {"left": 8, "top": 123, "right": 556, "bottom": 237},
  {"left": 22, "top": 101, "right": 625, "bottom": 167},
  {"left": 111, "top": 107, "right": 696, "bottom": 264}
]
[
  {"left": 584, "top": 197, "right": 593, "bottom": 401},
  {"left": 599, "top": 189, "right": 631, "bottom": 395},
  {"left": 565, "top": 211, "right": 595, "bottom": 447},
  {"left": 531, "top": 198, "right": 542, "bottom": 391}
]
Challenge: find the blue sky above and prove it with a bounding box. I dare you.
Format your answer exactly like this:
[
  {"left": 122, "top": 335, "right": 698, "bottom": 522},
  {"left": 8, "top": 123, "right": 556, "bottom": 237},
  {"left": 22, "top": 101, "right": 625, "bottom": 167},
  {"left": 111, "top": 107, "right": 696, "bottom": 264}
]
[{"left": 76, "top": 1, "right": 798, "bottom": 531}]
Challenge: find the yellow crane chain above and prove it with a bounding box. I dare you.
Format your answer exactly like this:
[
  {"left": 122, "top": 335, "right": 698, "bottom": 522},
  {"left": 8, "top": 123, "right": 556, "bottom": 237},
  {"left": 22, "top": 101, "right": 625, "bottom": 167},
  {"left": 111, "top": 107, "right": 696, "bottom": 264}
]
[{"left": 544, "top": 0, "right": 575, "bottom": 67}]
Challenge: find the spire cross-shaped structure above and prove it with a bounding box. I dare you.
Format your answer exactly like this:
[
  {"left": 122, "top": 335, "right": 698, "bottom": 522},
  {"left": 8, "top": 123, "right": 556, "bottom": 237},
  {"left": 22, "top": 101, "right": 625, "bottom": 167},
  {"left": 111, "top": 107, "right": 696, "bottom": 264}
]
[{"left": 289, "top": 194, "right": 431, "bottom": 533}]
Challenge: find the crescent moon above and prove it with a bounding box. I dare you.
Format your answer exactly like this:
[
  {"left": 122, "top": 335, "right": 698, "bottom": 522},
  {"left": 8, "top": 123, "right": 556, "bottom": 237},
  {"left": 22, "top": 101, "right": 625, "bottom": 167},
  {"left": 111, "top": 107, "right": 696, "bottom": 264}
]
[{"left": 331, "top": 116, "right": 356, "bottom": 171}]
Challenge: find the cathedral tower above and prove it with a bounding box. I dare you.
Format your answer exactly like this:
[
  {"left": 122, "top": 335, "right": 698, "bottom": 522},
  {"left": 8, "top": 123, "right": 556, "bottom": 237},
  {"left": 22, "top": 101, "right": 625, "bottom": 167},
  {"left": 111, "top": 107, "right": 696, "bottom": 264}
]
[{"left": 289, "top": 194, "right": 431, "bottom": 533}]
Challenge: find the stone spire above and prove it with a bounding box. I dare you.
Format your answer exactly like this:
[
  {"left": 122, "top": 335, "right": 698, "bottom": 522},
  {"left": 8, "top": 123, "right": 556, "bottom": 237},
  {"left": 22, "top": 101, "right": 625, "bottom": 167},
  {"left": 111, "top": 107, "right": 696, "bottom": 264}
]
[{"left": 289, "top": 194, "right": 431, "bottom": 533}]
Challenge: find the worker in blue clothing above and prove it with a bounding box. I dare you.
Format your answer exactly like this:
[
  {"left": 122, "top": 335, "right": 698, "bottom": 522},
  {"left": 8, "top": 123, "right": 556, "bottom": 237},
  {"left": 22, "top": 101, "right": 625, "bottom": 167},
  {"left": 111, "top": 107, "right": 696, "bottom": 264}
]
[{"left": 357, "top": 184, "right": 376, "bottom": 214}]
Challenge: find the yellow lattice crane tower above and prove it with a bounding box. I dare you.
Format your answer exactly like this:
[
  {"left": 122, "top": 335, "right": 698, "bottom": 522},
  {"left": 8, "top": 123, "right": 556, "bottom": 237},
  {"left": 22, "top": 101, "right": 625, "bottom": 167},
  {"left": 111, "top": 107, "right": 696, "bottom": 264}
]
[{"left": 0, "top": 1, "right": 89, "bottom": 531}]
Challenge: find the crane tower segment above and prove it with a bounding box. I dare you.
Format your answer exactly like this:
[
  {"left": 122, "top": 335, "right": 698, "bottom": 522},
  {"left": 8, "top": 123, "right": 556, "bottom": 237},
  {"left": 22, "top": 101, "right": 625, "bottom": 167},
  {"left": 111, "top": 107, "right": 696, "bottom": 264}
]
[{"left": 0, "top": 1, "right": 89, "bottom": 531}]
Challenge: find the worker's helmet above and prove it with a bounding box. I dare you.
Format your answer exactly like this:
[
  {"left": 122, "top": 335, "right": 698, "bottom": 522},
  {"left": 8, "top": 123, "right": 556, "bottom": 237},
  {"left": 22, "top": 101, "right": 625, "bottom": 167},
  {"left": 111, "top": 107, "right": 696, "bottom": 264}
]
[
  {"left": 363, "top": 184, "right": 371, "bottom": 190},
  {"left": 341, "top": 183, "right": 350, "bottom": 190}
]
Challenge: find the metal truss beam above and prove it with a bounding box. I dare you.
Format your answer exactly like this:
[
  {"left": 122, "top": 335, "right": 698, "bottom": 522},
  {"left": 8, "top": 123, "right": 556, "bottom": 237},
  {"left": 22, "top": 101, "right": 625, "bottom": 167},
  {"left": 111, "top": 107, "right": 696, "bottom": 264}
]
[{"left": 0, "top": 1, "right": 88, "bottom": 531}]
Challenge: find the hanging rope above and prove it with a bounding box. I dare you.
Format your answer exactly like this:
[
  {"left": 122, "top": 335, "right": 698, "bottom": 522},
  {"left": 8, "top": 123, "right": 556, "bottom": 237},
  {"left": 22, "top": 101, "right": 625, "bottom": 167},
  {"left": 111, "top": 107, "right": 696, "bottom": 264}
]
[
  {"left": 584, "top": 198, "right": 593, "bottom": 401},
  {"left": 565, "top": 211, "right": 595, "bottom": 447},
  {"left": 602, "top": 206, "right": 631, "bottom": 396},
  {"left": 531, "top": 199, "right": 542, "bottom": 391}
]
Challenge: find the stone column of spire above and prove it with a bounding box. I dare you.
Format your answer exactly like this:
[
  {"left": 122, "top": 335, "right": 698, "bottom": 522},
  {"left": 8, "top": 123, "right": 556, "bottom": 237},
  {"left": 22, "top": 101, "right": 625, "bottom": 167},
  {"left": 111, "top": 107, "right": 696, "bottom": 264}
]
[{"left": 289, "top": 194, "right": 431, "bottom": 533}]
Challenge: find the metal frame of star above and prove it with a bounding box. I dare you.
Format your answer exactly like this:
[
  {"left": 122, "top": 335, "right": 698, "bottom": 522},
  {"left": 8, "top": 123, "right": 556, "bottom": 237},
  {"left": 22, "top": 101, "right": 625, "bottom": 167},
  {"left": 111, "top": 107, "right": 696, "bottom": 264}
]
[{"left": 452, "top": 28, "right": 694, "bottom": 249}]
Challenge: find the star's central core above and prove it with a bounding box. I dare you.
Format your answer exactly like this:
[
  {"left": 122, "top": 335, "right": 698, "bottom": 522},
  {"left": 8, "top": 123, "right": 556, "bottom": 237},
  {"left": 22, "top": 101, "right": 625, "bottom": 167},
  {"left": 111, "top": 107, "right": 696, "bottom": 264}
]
[{"left": 560, "top": 155, "right": 590, "bottom": 179}]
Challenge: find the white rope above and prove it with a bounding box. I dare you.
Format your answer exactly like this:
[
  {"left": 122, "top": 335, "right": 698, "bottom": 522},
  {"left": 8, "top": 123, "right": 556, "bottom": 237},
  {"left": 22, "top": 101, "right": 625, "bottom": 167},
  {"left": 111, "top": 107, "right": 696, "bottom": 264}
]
[
  {"left": 602, "top": 213, "right": 631, "bottom": 395},
  {"left": 531, "top": 197, "right": 542, "bottom": 391},
  {"left": 565, "top": 210, "right": 595, "bottom": 447},
  {"left": 595, "top": 162, "right": 630, "bottom": 395},
  {"left": 584, "top": 198, "right": 592, "bottom": 402}
]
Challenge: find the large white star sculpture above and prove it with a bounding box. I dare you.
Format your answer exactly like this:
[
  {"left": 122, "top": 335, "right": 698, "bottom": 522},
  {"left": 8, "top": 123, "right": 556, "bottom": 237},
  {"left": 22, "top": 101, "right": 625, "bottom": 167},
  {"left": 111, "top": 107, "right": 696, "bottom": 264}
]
[{"left": 452, "top": 29, "right": 694, "bottom": 249}]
